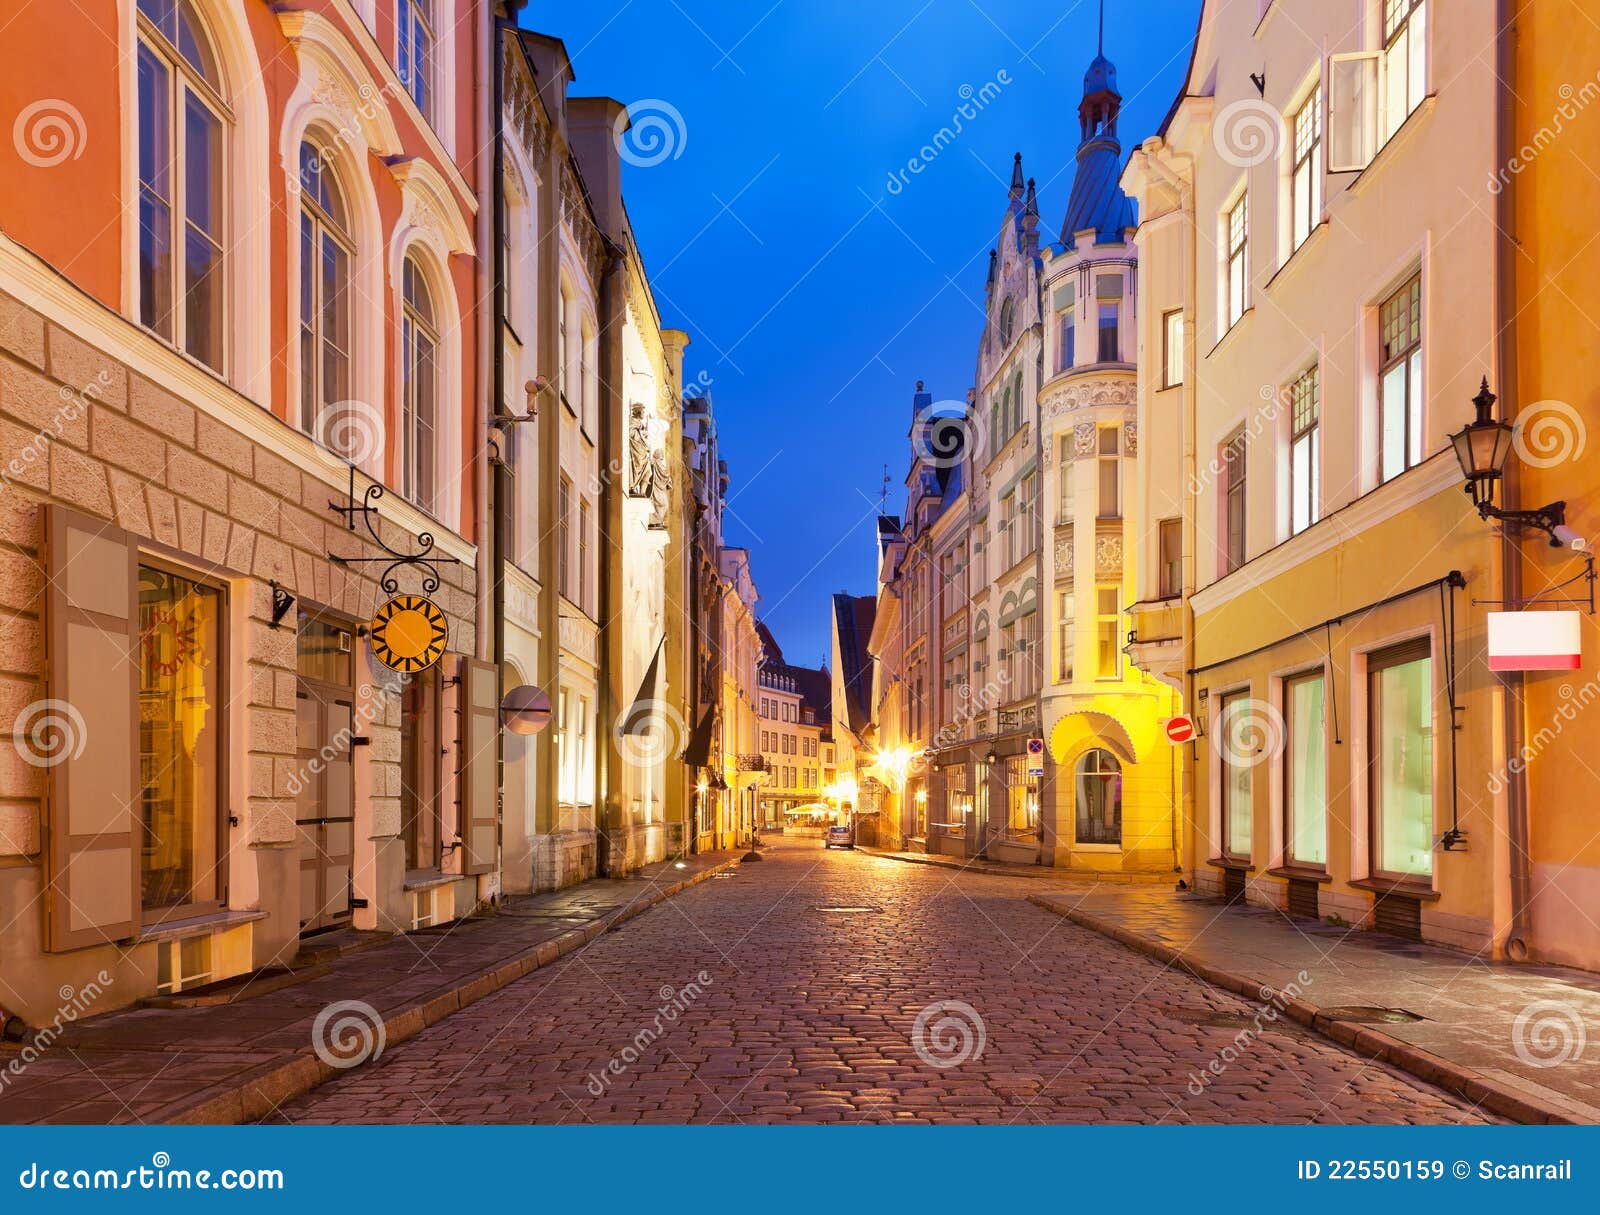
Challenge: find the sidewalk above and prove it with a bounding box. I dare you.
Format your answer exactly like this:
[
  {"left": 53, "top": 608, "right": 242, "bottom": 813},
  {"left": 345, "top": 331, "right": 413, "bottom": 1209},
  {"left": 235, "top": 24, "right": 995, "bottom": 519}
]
[
  {"left": 861, "top": 845, "right": 1173, "bottom": 883},
  {"left": 1029, "top": 883, "right": 1600, "bottom": 1124},
  {"left": 0, "top": 852, "right": 739, "bottom": 1125}
]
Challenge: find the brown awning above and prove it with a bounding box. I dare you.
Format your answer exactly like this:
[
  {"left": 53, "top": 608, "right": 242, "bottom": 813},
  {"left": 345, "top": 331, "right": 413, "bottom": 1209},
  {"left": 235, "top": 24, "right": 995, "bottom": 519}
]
[
  {"left": 681, "top": 703, "right": 716, "bottom": 768},
  {"left": 619, "top": 637, "right": 665, "bottom": 736}
]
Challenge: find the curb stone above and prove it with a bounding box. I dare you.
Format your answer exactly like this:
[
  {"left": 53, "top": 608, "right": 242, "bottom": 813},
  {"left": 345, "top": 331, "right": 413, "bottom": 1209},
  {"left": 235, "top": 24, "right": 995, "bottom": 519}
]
[
  {"left": 1027, "top": 892, "right": 1587, "bottom": 1126},
  {"left": 157, "top": 858, "right": 740, "bottom": 1125}
]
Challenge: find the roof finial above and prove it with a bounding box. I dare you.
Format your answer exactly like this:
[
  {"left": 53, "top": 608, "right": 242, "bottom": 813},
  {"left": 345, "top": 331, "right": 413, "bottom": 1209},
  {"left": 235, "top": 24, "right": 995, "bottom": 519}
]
[{"left": 1098, "top": 0, "right": 1105, "bottom": 55}]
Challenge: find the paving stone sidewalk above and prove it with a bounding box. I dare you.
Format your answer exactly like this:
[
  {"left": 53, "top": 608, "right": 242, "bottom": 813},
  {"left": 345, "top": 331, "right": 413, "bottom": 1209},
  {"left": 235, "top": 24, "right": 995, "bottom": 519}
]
[
  {"left": 0, "top": 852, "right": 738, "bottom": 1125},
  {"left": 1030, "top": 883, "right": 1600, "bottom": 1124},
  {"left": 861, "top": 845, "right": 1172, "bottom": 883}
]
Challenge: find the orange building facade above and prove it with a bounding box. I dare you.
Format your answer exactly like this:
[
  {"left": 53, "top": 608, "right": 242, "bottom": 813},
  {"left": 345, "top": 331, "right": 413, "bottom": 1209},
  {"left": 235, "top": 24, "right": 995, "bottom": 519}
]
[{"left": 0, "top": 1, "right": 493, "bottom": 1020}]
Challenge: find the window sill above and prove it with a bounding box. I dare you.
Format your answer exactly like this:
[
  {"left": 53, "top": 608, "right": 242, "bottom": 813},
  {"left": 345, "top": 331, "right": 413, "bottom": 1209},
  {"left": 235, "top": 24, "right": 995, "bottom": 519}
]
[
  {"left": 403, "top": 869, "right": 455, "bottom": 892},
  {"left": 135, "top": 908, "right": 268, "bottom": 945},
  {"left": 1071, "top": 841, "right": 1123, "bottom": 853},
  {"left": 1205, "top": 309, "right": 1255, "bottom": 361},
  {"left": 1264, "top": 219, "right": 1331, "bottom": 295},
  {"left": 1341, "top": 95, "right": 1438, "bottom": 198},
  {"left": 1349, "top": 875, "right": 1440, "bottom": 902},
  {"left": 1266, "top": 865, "right": 1332, "bottom": 884},
  {"left": 1206, "top": 856, "right": 1254, "bottom": 872}
]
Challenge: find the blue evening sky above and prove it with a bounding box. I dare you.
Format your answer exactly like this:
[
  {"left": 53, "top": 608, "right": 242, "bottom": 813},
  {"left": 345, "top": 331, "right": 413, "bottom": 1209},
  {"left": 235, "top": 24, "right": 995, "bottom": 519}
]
[{"left": 524, "top": 0, "right": 1202, "bottom": 667}]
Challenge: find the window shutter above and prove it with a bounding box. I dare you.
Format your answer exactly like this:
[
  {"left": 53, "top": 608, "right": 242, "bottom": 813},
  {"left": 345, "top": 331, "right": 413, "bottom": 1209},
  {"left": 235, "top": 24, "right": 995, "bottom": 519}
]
[
  {"left": 1328, "top": 52, "right": 1379, "bottom": 173},
  {"left": 457, "top": 655, "right": 499, "bottom": 876},
  {"left": 43, "top": 507, "right": 140, "bottom": 951}
]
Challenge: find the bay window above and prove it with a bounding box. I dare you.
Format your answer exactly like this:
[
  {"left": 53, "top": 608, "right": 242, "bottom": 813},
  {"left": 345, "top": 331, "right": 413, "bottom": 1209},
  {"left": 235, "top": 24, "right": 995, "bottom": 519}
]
[{"left": 136, "top": 0, "right": 226, "bottom": 371}]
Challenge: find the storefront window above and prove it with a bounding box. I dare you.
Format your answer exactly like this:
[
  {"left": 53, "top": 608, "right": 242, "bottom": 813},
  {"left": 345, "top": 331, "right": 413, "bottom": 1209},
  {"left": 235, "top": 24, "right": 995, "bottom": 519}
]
[
  {"left": 1075, "top": 748, "right": 1122, "bottom": 845},
  {"left": 973, "top": 761, "right": 989, "bottom": 840},
  {"left": 1219, "top": 690, "right": 1253, "bottom": 859},
  {"left": 400, "top": 668, "right": 439, "bottom": 871},
  {"left": 138, "top": 564, "right": 223, "bottom": 916},
  {"left": 1370, "top": 642, "right": 1433, "bottom": 878},
  {"left": 1285, "top": 672, "right": 1327, "bottom": 867},
  {"left": 1004, "top": 755, "right": 1039, "bottom": 839}
]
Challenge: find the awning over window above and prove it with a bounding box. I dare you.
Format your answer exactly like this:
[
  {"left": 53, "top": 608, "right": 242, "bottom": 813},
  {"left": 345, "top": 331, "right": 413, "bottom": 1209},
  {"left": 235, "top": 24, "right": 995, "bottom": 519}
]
[
  {"left": 681, "top": 703, "right": 716, "bottom": 768},
  {"left": 619, "top": 637, "right": 665, "bottom": 736}
]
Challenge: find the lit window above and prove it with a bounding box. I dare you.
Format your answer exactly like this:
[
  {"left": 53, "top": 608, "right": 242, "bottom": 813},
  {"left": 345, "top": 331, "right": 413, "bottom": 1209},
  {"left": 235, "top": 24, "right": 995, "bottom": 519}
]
[
  {"left": 1289, "top": 365, "right": 1321, "bottom": 535},
  {"left": 1162, "top": 309, "right": 1184, "bottom": 388},
  {"left": 1097, "top": 427, "right": 1120, "bottom": 519},
  {"left": 1095, "top": 585, "right": 1121, "bottom": 679},
  {"left": 1383, "top": 0, "right": 1428, "bottom": 141},
  {"left": 1075, "top": 749, "right": 1122, "bottom": 845},
  {"left": 136, "top": 0, "right": 226, "bottom": 370},
  {"left": 1219, "top": 690, "right": 1254, "bottom": 859},
  {"left": 401, "top": 256, "right": 439, "bottom": 513},
  {"left": 1291, "top": 84, "right": 1323, "bottom": 251},
  {"left": 1225, "top": 194, "right": 1249, "bottom": 330},
  {"left": 1056, "top": 590, "right": 1075, "bottom": 683},
  {"left": 1159, "top": 518, "right": 1182, "bottom": 599},
  {"left": 1285, "top": 671, "right": 1327, "bottom": 867},
  {"left": 1379, "top": 274, "right": 1423, "bottom": 483},
  {"left": 1369, "top": 640, "right": 1433, "bottom": 879},
  {"left": 1057, "top": 443, "right": 1075, "bottom": 525}
]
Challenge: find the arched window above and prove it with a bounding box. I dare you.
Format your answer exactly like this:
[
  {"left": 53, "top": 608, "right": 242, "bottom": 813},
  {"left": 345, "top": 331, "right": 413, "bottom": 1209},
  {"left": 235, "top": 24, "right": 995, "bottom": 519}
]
[
  {"left": 298, "top": 140, "right": 353, "bottom": 444},
  {"left": 401, "top": 256, "right": 439, "bottom": 514},
  {"left": 136, "top": 0, "right": 227, "bottom": 370},
  {"left": 1075, "top": 748, "right": 1122, "bottom": 845},
  {"left": 999, "top": 296, "right": 1014, "bottom": 345},
  {"left": 1012, "top": 370, "right": 1025, "bottom": 432}
]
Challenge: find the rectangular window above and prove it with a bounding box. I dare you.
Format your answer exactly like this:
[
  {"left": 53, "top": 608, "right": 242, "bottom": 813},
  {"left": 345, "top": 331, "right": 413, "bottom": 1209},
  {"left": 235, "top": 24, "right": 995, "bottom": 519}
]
[
  {"left": 1095, "top": 585, "right": 1121, "bottom": 680},
  {"left": 1058, "top": 307, "right": 1076, "bottom": 372},
  {"left": 1019, "top": 472, "right": 1037, "bottom": 556},
  {"left": 1159, "top": 518, "right": 1183, "bottom": 599},
  {"left": 1370, "top": 640, "right": 1434, "bottom": 879},
  {"left": 1379, "top": 274, "right": 1423, "bottom": 483},
  {"left": 1222, "top": 427, "right": 1247, "bottom": 573},
  {"left": 1219, "top": 690, "right": 1253, "bottom": 859},
  {"left": 1226, "top": 194, "right": 1249, "bottom": 329},
  {"left": 1292, "top": 84, "right": 1324, "bottom": 251},
  {"left": 1290, "top": 365, "right": 1321, "bottom": 535},
  {"left": 1056, "top": 590, "right": 1075, "bottom": 683},
  {"left": 1097, "top": 301, "right": 1120, "bottom": 363},
  {"left": 558, "top": 477, "right": 572, "bottom": 600},
  {"left": 397, "top": 0, "right": 434, "bottom": 118},
  {"left": 139, "top": 564, "right": 224, "bottom": 916},
  {"left": 1097, "top": 427, "right": 1120, "bottom": 519},
  {"left": 1057, "top": 442, "right": 1075, "bottom": 524},
  {"left": 1285, "top": 671, "right": 1328, "bottom": 867},
  {"left": 1162, "top": 309, "right": 1184, "bottom": 388},
  {"left": 1383, "top": 0, "right": 1428, "bottom": 142},
  {"left": 1004, "top": 755, "right": 1039, "bottom": 838},
  {"left": 578, "top": 499, "right": 591, "bottom": 612}
]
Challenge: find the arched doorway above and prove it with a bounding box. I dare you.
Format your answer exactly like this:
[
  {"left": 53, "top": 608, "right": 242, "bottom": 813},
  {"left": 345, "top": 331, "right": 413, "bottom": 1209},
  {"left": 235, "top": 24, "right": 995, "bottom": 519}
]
[{"left": 1075, "top": 748, "right": 1122, "bottom": 845}]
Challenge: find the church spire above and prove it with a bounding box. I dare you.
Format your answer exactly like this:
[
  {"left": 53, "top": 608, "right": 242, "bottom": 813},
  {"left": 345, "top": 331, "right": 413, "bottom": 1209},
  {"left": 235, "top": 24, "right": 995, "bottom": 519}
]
[{"left": 1009, "top": 151, "right": 1025, "bottom": 199}]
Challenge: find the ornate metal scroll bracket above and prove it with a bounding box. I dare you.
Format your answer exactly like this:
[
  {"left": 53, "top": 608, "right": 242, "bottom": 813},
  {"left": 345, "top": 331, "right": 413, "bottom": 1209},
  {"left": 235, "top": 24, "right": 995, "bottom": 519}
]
[{"left": 328, "top": 462, "right": 460, "bottom": 595}]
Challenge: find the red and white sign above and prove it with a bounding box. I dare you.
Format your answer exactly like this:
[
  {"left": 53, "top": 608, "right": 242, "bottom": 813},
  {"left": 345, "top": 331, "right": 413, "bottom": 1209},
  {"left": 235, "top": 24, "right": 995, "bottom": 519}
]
[
  {"left": 1487, "top": 610, "right": 1582, "bottom": 672},
  {"left": 1164, "top": 715, "right": 1197, "bottom": 745}
]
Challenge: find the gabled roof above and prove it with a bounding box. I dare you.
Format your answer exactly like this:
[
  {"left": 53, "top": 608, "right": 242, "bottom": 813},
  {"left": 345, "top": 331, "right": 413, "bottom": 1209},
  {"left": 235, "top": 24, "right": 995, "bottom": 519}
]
[{"left": 832, "top": 593, "right": 877, "bottom": 733}]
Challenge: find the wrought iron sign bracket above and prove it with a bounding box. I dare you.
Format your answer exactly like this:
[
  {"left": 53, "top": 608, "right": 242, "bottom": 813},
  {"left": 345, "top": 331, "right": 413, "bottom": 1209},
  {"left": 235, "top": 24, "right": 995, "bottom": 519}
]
[
  {"left": 328, "top": 461, "right": 460, "bottom": 595},
  {"left": 1471, "top": 555, "right": 1596, "bottom": 615}
]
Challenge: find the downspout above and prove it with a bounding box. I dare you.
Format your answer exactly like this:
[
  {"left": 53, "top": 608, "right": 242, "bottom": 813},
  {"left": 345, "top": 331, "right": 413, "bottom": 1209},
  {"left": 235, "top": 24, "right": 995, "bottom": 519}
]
[
  {"left": 1139, "top": 141, "right": 1198, "bottom": 884},
  {"left": 488, "top": 8, "right": 513, "bottom": 898},
  {"left": 596, "top": 238, "right": 628, "bottom": 875},
  {"left": 1495, "top": 0, "right": 1532, "bottom": 960}
]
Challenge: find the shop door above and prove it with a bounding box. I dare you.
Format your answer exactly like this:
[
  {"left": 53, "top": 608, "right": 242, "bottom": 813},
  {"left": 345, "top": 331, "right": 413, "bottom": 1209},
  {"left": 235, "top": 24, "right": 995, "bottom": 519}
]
[{"left": 295, "top": 613, "right": 356, "bottom": 934}]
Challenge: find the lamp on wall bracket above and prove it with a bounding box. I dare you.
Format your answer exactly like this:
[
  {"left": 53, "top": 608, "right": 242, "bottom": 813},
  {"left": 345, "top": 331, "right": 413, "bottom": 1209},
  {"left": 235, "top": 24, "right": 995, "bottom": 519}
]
[
  {"left": 1449, "top": 377, "right": 1571, "bottom": 545},
  {"left": 268, "top": 582, "right": 295, "bottom": 629}
]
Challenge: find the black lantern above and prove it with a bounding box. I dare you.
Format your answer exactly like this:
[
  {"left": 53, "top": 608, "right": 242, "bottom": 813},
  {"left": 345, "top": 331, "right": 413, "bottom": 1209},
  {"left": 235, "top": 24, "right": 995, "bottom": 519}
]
[{"left": 1448, "top": 377, "right": 1567, "bottom": 545}]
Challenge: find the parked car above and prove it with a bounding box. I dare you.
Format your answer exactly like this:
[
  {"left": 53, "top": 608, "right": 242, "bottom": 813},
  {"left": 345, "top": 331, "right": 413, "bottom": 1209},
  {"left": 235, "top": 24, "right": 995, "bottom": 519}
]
[{"left": 824, "top": 824, "right": 854, "bottom": 850}]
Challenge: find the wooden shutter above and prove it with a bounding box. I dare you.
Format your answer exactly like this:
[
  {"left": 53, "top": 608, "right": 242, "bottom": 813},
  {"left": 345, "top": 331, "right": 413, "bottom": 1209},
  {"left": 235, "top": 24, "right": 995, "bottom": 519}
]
[
  {"left": 457, "top": 656, "right": 500, "bottom": 876},
  {"left": 43, "top": 506, "right": 140, "bottom": 951}
]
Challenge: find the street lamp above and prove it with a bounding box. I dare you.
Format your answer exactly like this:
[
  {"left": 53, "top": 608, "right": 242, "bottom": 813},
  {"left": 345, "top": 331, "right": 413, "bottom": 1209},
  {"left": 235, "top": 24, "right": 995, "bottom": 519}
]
[{"left": 1449, "top": 377, "right": 1568, "bottom": 545}]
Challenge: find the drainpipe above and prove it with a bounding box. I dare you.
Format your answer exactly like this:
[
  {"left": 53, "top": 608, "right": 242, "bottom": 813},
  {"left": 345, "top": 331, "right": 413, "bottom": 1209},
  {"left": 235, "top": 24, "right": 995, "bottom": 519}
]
[
  {"left": 1494, "top": 0, "right": 1532, "bottom": 960},
  {"left": 1137, "top": 140, "right": 1198, "bottom": 884},
  {"left": 596, "top": 238, "right": 627, "bottom": 876}
]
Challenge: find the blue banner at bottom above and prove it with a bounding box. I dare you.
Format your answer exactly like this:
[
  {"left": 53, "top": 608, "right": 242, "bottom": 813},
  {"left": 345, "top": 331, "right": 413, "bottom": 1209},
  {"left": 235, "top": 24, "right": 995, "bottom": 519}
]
[{"left": 1, "top": 1127, "right": 1591, "bottom": 1211}]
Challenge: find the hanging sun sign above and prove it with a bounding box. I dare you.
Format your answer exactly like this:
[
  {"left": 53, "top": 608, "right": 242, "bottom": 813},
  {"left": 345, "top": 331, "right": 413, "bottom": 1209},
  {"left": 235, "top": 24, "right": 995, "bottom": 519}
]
[{"left": 369, "top": 594, "right": 449, "bottom": 673}]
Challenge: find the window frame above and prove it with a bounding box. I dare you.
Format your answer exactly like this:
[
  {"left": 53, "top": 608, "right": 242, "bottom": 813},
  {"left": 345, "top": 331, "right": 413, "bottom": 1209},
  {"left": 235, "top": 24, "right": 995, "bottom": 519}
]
[
  {"left": 396, "top": 0, "right": 435, "bottom": 121},
  {"left": 1074, "top": 747, "right": 1123, "bottom": 846},
  {"left": 1222, "top": 427, "right": 1247, "bottom": 574},
  {"left": 1378, "top": 273, "right": 1424, "bottom": 484},
  {"left": 1225, "top": 193, "right": 1249, "bottom": 331},
  {"left": 1366, "top": 637, "right": 1435, "bottom": 884},
  {"left": 1218, "top": 689, "right": 1254, "bottom": 861},
  {"left": 297, "top": 139, "right": 355, "bottom": 446},
  {"left": 1056, "top": 589, "right": 1075, "bottom": 682},
  {"left": 1161, "top": 309, "right": 1184, "bottom": 388},
  {"left": 1291, "top": 82, "right": 1324, "bottom": 252},
  {"left": 400, "top": 255, "right": 440, "bottom": 515},
  {"left": 1289, "top": 364, "right": 1321, "bottom": 535},
  {"left": 1097, "top": 427, "right": 1121, "bottom": 520},
  {"left": 1283, "top": 668, "right": 1328, "bottom": 870},
  {"left": 136, "top": 550, "right": 231, "bottom": 925},
  {"left": 135, "top": 0, "right": 231, "bottom": 373},
  {"left": 1158, "top": 517, "right": 1183, "bottom": 599},
  {"left": 1094, "top": 583, "right": 1121, "bottom": 681}
]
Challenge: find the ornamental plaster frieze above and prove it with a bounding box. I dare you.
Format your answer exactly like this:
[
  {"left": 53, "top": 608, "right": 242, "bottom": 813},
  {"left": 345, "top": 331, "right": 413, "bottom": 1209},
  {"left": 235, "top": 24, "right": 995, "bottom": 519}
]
[{"left": 1040, "top": 376, "right": 1136, "bottom": 421}]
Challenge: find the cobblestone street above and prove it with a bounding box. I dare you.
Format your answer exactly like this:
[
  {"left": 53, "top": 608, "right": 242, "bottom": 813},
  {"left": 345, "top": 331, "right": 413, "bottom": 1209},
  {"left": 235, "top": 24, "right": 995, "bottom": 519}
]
[{"left": 275, "top": 841, "right": 1494, "bottom": 1124}]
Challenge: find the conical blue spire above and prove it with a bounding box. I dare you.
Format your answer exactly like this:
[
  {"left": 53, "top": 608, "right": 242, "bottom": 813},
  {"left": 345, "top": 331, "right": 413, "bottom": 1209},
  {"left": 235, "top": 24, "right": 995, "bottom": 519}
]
[{"left": 1061, "top": 5, "right": 1136, "bottom": 245}]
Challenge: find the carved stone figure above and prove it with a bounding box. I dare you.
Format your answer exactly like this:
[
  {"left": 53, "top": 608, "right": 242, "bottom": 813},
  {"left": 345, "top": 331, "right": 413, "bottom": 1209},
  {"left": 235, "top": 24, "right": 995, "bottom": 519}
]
[
  {"left": 627, "top": 404, "right": 652, "bottom": 497},
  {"left": 648, "top": 449, "right": 672, "bottom": 530}
]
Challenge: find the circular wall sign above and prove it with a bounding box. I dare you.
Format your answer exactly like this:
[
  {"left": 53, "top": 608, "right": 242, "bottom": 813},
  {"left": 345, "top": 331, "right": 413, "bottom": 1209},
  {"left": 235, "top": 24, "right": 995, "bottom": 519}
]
[{"left": 369, "top": 594, "right": 448, "bottom": 673}]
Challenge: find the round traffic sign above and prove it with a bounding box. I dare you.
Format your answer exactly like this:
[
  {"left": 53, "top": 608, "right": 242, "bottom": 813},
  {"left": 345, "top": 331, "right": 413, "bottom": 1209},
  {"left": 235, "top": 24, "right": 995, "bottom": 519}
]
[{"left": 1165, "top": 715, "right": 1196, "bottom": 745}]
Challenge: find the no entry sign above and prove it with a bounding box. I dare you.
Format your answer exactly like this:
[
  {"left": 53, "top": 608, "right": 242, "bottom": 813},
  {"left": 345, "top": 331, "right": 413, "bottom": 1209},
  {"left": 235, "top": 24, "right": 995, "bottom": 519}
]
[{"left": 1164, "top": 715, "right": 1197, "bottom": 745}]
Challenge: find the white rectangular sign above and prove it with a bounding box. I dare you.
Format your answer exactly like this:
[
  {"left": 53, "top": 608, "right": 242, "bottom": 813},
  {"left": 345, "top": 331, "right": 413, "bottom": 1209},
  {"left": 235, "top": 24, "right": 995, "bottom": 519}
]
[{"left": 1486, "top": 610, "right": 1581, "bottom": 672}]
